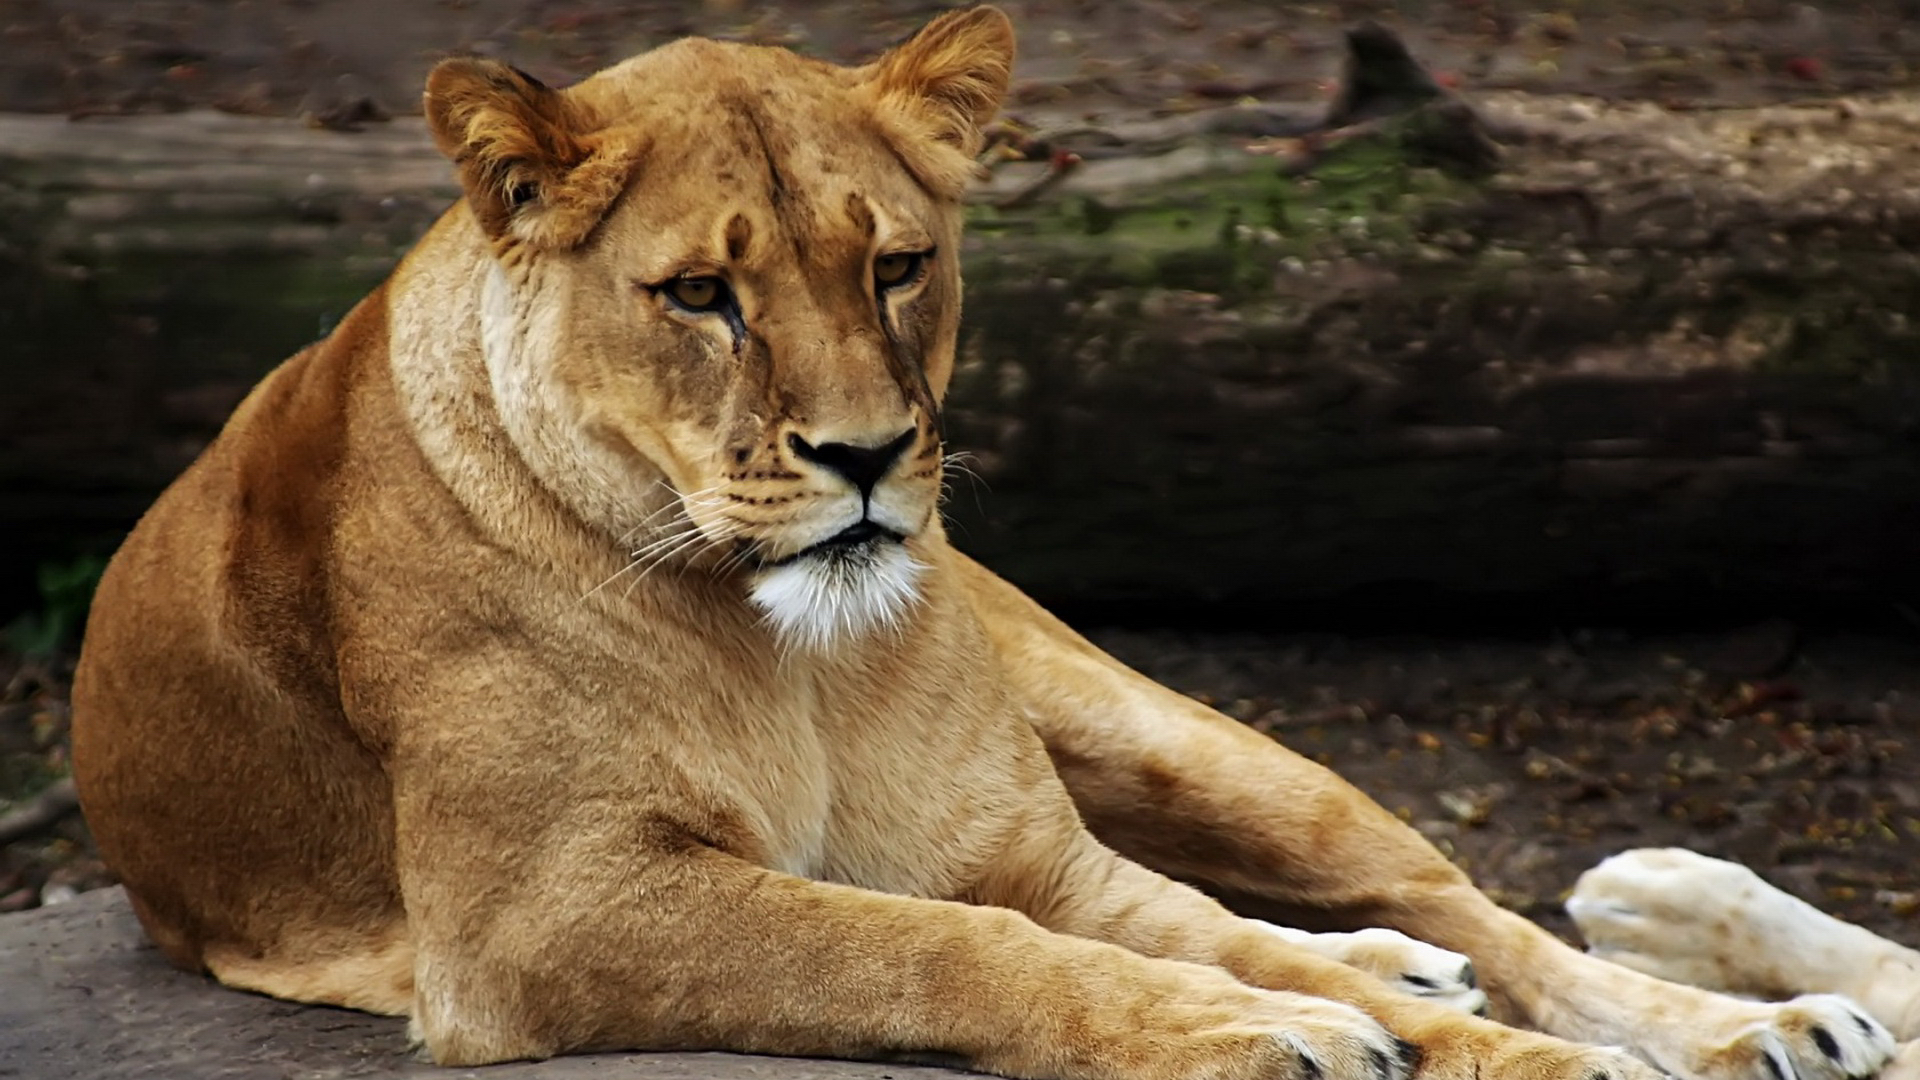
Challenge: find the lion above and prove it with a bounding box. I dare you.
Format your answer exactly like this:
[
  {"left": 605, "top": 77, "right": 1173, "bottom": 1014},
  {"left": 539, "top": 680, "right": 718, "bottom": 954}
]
[{"left": 68, "top": 7, "right": 1896, "bottom": 1080}]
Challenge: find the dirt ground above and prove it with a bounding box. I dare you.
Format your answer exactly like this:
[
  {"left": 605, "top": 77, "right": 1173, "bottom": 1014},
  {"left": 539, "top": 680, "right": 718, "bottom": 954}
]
[
  {"left": 1089, "top": 625, "right": 1920, "bottom": 944},
  {"left": 4, "top": 0, "right": 1919, "bottom": 123},
  {"left": 7, "top": 624, "right": 1919, "bottom": 955}
]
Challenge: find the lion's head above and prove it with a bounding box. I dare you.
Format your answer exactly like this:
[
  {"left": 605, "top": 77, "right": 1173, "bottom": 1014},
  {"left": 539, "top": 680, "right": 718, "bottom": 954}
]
[{"left": 419, "top": 7, "right": 1013, "bottom": 648}]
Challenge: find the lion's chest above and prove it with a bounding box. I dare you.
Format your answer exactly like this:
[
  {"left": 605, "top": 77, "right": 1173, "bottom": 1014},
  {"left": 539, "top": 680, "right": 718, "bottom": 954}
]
[{"left": 710, "top": 666, "right": 1033, "bottom": 901}]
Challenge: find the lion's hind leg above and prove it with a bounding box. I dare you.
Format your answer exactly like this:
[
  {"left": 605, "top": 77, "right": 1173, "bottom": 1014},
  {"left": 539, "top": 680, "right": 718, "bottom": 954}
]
[
  {"left": 1568, "top": 848, "right": 1920, "bottom": 1040},
  {"left": 957, "top": 551, "right": 1897, "bottom": 1080},
  {"left": 203, "top": 918, "right": 416, "bottom": 1017}
]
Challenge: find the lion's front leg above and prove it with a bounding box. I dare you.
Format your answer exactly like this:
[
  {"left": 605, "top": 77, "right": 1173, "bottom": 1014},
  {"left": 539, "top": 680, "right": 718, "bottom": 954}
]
[
  {"left": 955, "top": 554, "right": 1897, "bottom": 1080},
  {"left": 973, "top": 821, "right": 1659, "bottom": 1080},
  {"left": 394, "top": 704, "right": 1423, "bottom": 1080}
]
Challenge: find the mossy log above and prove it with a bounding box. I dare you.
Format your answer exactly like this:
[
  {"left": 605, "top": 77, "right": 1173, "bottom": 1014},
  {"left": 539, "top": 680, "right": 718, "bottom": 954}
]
[
  {"left": 952, "top": 92, "right": 1920, "bottom": 619},
  {"left": 4, "top": 88, "right": 1920, "bottom": 620}
]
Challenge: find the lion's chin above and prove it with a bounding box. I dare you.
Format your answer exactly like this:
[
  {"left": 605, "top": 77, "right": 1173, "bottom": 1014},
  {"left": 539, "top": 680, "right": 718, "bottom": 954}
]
[{"left": 749, "top": 539, "right": 926, "bottom": 652}]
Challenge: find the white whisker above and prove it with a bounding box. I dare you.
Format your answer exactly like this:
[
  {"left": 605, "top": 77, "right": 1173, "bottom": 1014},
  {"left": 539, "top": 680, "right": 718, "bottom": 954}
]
[
  {"left": 624, "top": 519, "right": 744, "bottom": 597},
  {"left": 581, "top": 557, "right": 646, "bottom": 601},
  {"left": 713, "top": 538, "right": 759, "bottom": 579},
  {"left": 583, "top": 517, "right": 704, "bottom": 602},
  {"left": 617, "top": 481, "right": 728, "bottom": 544},
  {"left": 668, "top": 520, "right": 745, "bottom": 585},
  {"left": 627, "top": 521, "right": 704, "bottom": 561},
  {"left": 941, "top": 451, "right": 988, "bottom": 490}
]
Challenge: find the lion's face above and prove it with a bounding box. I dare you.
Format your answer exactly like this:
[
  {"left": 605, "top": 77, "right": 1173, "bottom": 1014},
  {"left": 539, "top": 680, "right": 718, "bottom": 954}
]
[{"left": 422, "top": 8, "right": 1013, "bottom": 647}]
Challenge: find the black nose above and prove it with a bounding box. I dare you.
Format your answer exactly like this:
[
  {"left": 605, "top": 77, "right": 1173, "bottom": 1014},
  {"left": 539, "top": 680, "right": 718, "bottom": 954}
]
[{"left": 787, "top": 428, "right": 916, "bottom": 496}]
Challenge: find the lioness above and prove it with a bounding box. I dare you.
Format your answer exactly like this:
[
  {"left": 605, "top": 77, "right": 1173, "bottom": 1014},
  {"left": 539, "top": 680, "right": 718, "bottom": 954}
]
[{"left": 70, "top": 8, "right": 1895, "bottom": 1080}]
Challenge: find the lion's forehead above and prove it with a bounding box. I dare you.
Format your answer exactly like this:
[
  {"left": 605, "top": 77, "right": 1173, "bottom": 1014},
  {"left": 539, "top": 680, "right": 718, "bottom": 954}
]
[
  {"left": 582, "top": 35, "right": 851, "bottom": 100},
  {"left": 582, "top": 42, "right": 880, "bottom": 168},
  {"left": 578, "top": 46, "right": 938, "bottom": 251},
  {"left": 597, "top": 152, "right": 901, "bottom": 292}
]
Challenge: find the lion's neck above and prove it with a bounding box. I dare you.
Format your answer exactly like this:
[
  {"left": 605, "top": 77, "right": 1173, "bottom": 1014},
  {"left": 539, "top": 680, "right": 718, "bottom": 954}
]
[{"left": 382, "top": 210, "right": 627, "bottom": 594}]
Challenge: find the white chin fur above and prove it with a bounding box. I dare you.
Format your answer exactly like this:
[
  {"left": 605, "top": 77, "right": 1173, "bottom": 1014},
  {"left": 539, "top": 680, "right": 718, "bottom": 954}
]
[{"left": 749, "top": 542, "right": 926, "bottom": 651}]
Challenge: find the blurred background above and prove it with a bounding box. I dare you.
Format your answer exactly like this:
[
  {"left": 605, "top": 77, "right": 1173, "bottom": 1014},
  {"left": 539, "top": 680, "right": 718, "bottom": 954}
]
[{"left": 3, "top": 0, "right": 1919, "bottom": 948}]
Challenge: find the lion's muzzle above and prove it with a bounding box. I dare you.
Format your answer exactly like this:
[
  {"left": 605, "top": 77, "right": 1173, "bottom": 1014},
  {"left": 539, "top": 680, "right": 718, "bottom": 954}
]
[{"left": 785, "top": 428, "right": 916, "bottom": 500}]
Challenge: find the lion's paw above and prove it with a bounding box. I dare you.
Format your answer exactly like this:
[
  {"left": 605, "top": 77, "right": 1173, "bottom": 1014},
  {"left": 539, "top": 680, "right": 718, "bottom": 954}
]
[
  {"left": 1254, "top": 922, "right": 1488, "bottom": 1016},
  {"left": 1566, "top": 848, "right": 1799, "bottom": 994},
  {"left": 1692, "top": 996, "right": 1895, "bottom": 1080},
  {"left": 1237, "top": 994, "right": 1420, "bottom": 1080},
  {"left": 1419, "top": 1029, "right": 1664, "bottom": 1080},
  {"left": 1525, "top": 1044, "right": 1668, "bottom": 1080}
]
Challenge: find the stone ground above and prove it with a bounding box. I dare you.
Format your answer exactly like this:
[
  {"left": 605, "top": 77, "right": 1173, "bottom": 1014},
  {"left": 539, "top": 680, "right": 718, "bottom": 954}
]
[{"left": 0, "top": 887, "right": 960, "bottom": 1079}]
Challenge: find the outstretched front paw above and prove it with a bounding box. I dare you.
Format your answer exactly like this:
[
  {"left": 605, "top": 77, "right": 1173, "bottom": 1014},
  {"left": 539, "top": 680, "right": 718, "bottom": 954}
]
[
  {"left": 1416, "top": 1023, "right": 1666, "bottom": 1080},
  {"left": 1256, "top": 923, "right": 1488, "bottom": 1017},
  {"left": 1132, "top": 982, "right": 1422, "bottom": 1080}
]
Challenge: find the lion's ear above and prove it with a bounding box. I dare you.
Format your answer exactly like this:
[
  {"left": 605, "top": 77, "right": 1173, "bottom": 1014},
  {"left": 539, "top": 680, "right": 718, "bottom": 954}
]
[
  {"left": 865, "top": 5, "right": 1015, "bottom": 158},
  {"left": 423, "top": 57, "right": 635, "bottom": 248}
]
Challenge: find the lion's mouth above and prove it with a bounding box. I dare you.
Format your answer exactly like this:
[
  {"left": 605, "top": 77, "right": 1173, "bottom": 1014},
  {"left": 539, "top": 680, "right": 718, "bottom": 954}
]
[
  {"left": 747, "top": 519, "right": 927, "bottom": 649},
  {"left": 772, "top": 521, "right": 902, "bottom": 568}
]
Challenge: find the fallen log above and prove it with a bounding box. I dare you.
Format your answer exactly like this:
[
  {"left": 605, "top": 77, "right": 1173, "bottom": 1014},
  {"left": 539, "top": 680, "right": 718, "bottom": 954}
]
[{"left": 4, "top": 37, "right": 1919, "bottom": 622}]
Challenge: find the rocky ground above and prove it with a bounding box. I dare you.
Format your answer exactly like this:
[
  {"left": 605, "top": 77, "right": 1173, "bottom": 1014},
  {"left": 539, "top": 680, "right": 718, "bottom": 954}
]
[{"left": 7, "top": 623, "right": 1919, "bottom": 956}]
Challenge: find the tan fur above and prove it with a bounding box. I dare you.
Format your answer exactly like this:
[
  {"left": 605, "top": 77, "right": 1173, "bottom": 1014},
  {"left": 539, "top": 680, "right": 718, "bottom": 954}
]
[
  {"left": 1567, "top": 849, "right": 1920, "bottom": 1042},
  {"left": 67, "top": 8, "right": 1889, "bottom": 1080}
]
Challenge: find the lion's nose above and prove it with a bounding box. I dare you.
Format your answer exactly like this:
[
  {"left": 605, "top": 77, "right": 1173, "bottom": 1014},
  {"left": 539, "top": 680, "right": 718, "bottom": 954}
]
[{"left": 787, "top": 428, "right": 916, "bottom": 497}]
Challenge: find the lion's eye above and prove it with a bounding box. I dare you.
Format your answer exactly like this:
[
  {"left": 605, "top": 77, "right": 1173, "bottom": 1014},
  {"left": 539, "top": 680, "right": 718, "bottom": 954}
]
[
  {"left": 664, "top": 276, "right": 730, "bottom": 314},
  {"left": 874, "top": 251, "right": 928, "bottom": 291}
]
